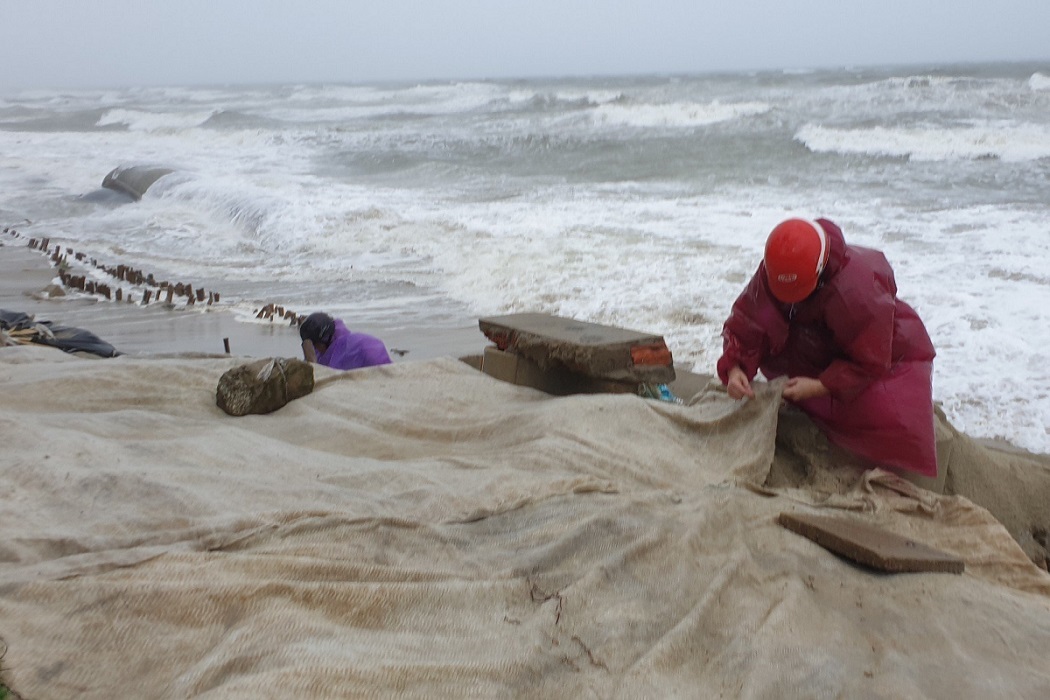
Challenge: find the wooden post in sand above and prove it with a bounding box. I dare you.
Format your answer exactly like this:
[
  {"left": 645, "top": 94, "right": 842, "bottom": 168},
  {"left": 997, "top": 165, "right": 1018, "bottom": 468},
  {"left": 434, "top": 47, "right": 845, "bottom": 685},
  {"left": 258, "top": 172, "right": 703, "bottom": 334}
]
[{"left": 223, "top": 338, "right": 231, "bottom": 354}]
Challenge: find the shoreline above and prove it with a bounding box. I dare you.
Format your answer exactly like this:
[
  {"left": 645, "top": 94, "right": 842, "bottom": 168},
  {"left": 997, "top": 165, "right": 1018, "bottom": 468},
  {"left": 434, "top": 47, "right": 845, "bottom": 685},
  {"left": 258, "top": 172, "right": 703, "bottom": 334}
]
[{"left": 1, "top": 234, "right": 485, "bottom": 363}]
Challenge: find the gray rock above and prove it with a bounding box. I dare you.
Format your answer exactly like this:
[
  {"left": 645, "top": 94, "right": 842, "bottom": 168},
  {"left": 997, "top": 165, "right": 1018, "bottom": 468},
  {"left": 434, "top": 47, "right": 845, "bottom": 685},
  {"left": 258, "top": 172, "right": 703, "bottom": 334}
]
[{"left": 216, "top": 357, "right": 314, "bottom": 416}]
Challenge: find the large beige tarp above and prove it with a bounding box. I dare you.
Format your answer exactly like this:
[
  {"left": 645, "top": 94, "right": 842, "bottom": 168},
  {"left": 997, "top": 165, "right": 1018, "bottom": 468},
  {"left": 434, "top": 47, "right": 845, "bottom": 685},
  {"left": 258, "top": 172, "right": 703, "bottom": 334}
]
[{"left": 1, "top": 347, "right": 1049, "bottom": 698}]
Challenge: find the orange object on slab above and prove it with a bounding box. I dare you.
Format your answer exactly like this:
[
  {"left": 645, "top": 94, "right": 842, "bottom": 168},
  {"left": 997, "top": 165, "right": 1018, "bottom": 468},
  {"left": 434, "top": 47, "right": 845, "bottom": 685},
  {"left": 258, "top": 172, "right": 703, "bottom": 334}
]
[{"left": 631, "top": 343, "right": 673, "bottom": 367}]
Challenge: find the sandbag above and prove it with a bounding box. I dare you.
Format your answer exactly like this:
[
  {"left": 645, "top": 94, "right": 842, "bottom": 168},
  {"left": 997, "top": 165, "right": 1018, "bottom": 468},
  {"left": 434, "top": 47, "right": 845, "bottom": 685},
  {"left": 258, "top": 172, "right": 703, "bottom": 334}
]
[
  {"left": 216, "top": 357, "right": 314, "bottom": 416},
  {"left": 1, "top": 308, "right": 119, "bottom": 357}
]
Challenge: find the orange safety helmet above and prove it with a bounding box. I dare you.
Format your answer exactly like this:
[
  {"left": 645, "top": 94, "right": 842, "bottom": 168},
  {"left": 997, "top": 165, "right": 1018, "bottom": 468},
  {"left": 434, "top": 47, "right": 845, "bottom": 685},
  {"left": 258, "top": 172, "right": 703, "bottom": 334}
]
[{"left": 763, "top": 218, "right": 829, "bottom": 303}]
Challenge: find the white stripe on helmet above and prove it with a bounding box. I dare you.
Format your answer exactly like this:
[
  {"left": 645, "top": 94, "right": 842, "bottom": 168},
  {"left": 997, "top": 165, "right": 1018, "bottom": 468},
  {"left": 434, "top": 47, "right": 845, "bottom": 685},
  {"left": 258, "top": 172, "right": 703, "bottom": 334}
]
[{"left": 806, "top": 219, "right": 828, "bottom": 274}]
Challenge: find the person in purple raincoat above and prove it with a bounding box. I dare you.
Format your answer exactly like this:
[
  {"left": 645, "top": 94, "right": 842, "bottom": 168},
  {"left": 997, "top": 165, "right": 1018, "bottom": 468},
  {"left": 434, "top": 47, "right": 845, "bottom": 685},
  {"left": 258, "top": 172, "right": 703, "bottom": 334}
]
[{"left": 299, "top": 312, "right": 392, "bottom": 371}]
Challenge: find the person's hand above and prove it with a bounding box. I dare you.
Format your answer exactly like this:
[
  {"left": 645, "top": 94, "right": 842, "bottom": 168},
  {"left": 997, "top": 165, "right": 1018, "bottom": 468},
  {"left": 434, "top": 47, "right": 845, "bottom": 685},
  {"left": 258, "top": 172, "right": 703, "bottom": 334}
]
[
  {"left": 726, "top": 365, "right": 755, "bottom": 400},
  {"left": 782, "top": 376, "right": 829, "bottom": 402},
  {"left": 302, "top": 339, "right": 318, "bottom": 363}
]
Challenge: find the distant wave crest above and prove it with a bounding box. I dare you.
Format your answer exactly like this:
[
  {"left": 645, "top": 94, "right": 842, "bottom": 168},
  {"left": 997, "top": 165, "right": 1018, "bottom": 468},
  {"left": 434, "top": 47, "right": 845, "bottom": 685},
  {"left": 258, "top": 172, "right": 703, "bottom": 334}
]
[
  {"left": 796, "top": 122, "right": 1050, "bottom": 162},
  {"left": 508, "top": 89, "right": 625, "bottom": 109},
  {"left": 880, "top": 75, "right": 969, "bottom": 89},
  {"left": 97, "top": 108, "right": 217, "bottom": 131},
  {"left": 590, "top": 100, "right": 769, "bottom": 128}
]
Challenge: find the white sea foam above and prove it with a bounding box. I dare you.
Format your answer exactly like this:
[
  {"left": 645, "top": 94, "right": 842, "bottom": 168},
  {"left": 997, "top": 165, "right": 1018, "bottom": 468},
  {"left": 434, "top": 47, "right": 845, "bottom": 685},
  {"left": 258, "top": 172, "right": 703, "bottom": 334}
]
[
  {"left": 851, "top": 208, "right": 1050, "bottom": 453},
  {"left": 506, "top": 88, "right": 624, "bottom": 107},
  {"left": 808, "top": 74, "right": 1038, "bottom": 126},
  {"left": 263, "top": 83, "right": 506, "bottom": 123},
  {"left": 132, "top": 85, "right": 262, "bottom": 104},
  {"left": 1030, "top": 73, "right": 1050, "bottom": 91},
  {"left": 589, "top": 100, "right": 769, "bottom": 128},
  {"left": 554, "top": 89, "right": 624, "bottom": 105},
  {"left": 284, "top": 84, "right": 388, "bottom": 103},
  {"left": 880, "top": 75, "right": 971, "bottom": 90},
  {"left": 796, "top": 121, "right": 1050, "bottom": 162}
]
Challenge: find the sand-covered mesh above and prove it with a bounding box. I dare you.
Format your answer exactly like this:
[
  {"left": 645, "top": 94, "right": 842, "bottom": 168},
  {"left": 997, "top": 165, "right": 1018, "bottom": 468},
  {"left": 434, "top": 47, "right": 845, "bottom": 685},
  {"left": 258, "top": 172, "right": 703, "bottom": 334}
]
[{"left": 1, "top": 347, "right": 1049, "bottom": 698}]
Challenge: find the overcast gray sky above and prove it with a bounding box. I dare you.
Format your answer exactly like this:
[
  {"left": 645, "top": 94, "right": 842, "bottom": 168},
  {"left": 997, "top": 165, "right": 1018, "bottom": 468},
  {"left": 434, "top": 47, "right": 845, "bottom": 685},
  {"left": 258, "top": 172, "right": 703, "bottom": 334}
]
[{"left": 2, "top": 1, "right": 1048, "bottom": 92}]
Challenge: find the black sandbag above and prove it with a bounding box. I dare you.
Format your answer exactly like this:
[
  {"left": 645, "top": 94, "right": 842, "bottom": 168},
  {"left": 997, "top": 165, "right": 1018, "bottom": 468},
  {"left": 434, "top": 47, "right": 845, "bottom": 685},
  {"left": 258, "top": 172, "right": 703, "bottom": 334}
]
[
  {"left": 0, "top": 309, "right": 33, "bottom": 328},
  {"left": 1, "top": 308, "right": 120, "bottom": 358}
]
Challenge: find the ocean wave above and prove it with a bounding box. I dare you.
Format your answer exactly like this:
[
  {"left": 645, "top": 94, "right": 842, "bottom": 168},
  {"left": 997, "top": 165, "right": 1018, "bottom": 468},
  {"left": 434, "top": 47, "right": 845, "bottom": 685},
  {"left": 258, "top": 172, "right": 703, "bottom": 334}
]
[
  {"left": 1030, "top": 73, "right": 1050, "bottom": 91},
  {"left": 507, "top": 88, "right": 625, "bottom": 108},
  {"left": 879, "top": 75, "right": 974, "bottom": 90},
  {"left": 0, "top": 104, "right": 43, "bottom": 123},
  {"left": 816, "top": 74, "right": 1023, "bottom": 119},
  {"left": 589, "top": 100, "right": 769, "bottom": 129},
  {"left": 144, "top": 174, "right": 283, "bottom": 236},
  {"left": 283, "top": 81, "right": 503, "bottom": 118},
  {"left": 96, "top": 108, "right": 218, "bottom": 131},
  {"left": 796, "top": 121, "right": 1050, "bottom": 162},
  {"left": 130, "top": 85, "right": 260, "bottom": 104},
  {"left": 200, "top": 109, "right": 283, "bottom": 129},
  {"left": 282, "top": 81, "right": 504, "bottom": 111},
  {"left": 263, "top": 84, "right": 506, "bottom": 123}
]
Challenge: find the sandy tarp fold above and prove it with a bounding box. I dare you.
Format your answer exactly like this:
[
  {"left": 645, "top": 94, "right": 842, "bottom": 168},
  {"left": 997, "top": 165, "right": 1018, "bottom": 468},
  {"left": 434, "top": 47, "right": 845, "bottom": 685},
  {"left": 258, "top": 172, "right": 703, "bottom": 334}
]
[{"left": 1, "top": 348, "right": 1049, "bottom": 698}]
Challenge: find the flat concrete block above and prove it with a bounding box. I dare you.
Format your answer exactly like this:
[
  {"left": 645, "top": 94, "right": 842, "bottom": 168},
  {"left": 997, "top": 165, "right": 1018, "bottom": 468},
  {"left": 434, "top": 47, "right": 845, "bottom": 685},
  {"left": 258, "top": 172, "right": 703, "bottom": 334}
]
[
  {"left": 482, "top": 345, "right": 521, "bottom": 385},
  {"left": 481, "top": 346, "right": 636, "bottom": 396},
  {"left": 778, "top": 511, "right": 965, "bottom": 574},
  {"left": 478, "top": 313, "right": 674, "bottom": 384}
]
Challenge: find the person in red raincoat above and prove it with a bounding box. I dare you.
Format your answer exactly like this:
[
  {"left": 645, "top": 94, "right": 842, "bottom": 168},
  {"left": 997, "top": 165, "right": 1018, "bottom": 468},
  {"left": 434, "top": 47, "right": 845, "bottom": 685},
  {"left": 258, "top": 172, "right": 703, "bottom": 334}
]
[{"left": 716, "top": 217, "right": 938, "bottom": 478}]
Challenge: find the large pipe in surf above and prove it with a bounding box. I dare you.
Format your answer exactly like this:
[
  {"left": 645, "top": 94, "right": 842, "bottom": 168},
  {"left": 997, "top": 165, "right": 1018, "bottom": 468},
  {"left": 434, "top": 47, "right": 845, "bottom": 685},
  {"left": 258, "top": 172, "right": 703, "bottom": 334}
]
[{"left": 101, "top": 165, "right": 175, "bottom": 201}]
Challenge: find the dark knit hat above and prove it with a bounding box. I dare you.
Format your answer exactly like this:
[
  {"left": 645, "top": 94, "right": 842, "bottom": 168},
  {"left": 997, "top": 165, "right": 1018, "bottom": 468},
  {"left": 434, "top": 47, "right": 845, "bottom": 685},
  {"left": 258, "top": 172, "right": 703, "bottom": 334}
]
[{"left": 299, "top": 312, "right": 336, "bottom": 345}]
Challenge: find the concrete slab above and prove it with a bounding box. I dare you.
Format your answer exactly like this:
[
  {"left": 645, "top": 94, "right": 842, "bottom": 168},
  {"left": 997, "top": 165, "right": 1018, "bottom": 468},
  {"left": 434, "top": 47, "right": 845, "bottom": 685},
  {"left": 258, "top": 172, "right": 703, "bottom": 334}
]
[
  {"left": 778, "top": 511, "right": 965, "bottom": 574},
  {"left": 478, "top": 313, "right": 674, "bottom": 384},
  {"left": 481, "top": 346, "right": 638, "bottom": 396}
]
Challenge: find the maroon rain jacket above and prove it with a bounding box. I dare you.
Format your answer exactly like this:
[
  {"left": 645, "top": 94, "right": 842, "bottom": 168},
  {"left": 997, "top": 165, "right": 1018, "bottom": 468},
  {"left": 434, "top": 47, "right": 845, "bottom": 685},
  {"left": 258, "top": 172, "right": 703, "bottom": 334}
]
[{"left": 716, "top": 219, "right": 938, "bottom": 477}]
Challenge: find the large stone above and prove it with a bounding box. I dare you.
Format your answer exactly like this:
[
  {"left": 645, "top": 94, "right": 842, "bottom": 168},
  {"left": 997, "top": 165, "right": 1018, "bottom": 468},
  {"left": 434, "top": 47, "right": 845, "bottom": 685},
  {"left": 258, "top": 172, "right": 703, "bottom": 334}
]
[
  {"left": 216, "top": 357, "right": 314, "bottom": 416},
  {"left": 478, "top": 313, "right": 675, "bottom": 384}
]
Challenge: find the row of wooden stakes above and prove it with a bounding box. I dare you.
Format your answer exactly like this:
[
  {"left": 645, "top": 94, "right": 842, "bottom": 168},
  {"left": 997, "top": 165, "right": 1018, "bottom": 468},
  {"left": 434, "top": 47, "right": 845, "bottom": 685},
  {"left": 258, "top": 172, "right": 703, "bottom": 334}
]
[
  {"left": 5, "top": 226, "right": 306, "bottom": 326},
  {"left": 255, "top": 303, "right": 306, "bottom": 326}
]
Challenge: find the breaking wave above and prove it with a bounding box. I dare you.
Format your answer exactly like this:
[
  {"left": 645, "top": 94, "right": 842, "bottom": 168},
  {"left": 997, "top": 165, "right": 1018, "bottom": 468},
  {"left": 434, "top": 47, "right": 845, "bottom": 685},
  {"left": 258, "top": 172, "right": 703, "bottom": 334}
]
[
  {"left": 796, "top": 121, "right": 1050, "bottom": 162},
  {"left": 97, "top": 108, "right": 217, "bottom": 131},
  {"left": 1030, "top": 72, "right": 1050, "bottom": 91},
  {"left": 590, "top": 100, "right": 770, "bottom": 129}
]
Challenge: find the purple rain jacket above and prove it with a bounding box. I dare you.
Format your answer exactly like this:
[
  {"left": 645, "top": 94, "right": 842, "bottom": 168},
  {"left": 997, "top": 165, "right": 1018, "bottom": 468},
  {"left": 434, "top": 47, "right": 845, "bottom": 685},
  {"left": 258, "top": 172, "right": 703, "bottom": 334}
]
[{"left": 317, "top": 319, "right": 392, "bottom": 371}]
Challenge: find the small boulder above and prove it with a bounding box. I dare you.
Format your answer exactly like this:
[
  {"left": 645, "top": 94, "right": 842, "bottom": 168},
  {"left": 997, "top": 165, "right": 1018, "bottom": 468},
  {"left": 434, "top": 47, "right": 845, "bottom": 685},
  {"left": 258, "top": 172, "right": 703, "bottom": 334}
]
[
  {"left": 216, "top": 357, "right": 314, "bottom": 416},
  {"left": 40, "top": 284, "right": 67, "bottom": 298}
]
